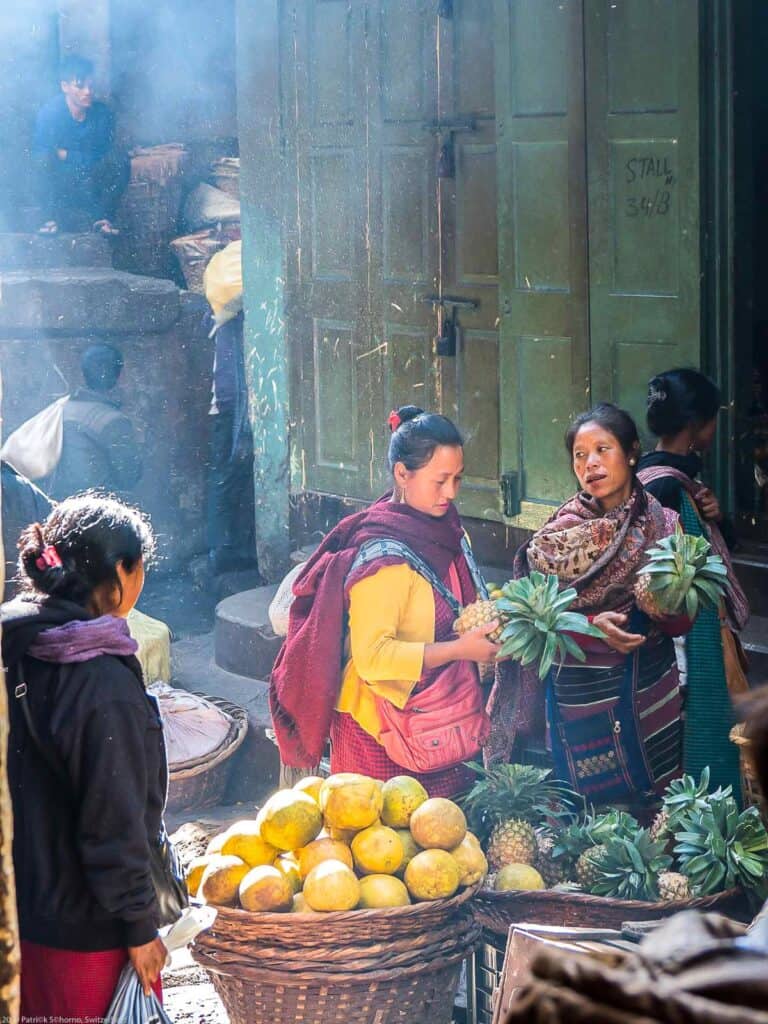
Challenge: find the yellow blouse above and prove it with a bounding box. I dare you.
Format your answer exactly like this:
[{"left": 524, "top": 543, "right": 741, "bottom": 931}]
[{"left": 336, "top": 562, "right": 437, "bottom": 741}]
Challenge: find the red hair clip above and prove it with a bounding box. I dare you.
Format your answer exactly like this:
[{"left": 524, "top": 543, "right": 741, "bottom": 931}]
[
  {"left": 388, "top": 410, "right": 402, "bottom": 432},
  {"left": 36, "top": 545, "right": 63, "bottom": 571}
]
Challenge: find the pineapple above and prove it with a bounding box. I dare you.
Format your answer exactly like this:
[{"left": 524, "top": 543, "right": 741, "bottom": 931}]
[
  {"left": 455, "top": 572, "right": 605, "bottom": 679},
  {"left": 657, "top": 871, "right": 692, "bottom": 902},
  {"left": 674, "top": 794, "right": 768, "bottom": 897},
  {"left": 534, "top": 829, "right": 568, "bottom": 887},
  {"left": 552, "top": 809, "right": 640, "bottom": 885},
  {"left": 462, "top": 763, "right": 574, "bottom": 873},
  {"left": 453, "top": 599, "right": 505, "bottom": 642},
  {"left": 576, "top": 844, "right": 609, "bottom": 889},
  {"left": 587, "top": 830, "right": 672, "bottom": 901},
  {"left": 487, "top": 820, "right": 537, "bottom": 869},
  {"left": 634, "top": 529, "right": 729, "bottom": 620},
  {"left": 649, "top": 809, "right": 670, "bottom": 844}
]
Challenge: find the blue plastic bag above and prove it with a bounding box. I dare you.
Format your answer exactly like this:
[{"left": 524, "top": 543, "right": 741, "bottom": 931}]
[{"left": 103, "top": 964, "right": 172, "bottom": 1024}]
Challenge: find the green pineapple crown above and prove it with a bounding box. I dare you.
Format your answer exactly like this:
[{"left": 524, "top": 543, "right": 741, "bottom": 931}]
[
  {"left": 659, "top": 767, "right": 732, "bottom": 832},
  {"left": 637, "top": 529, "right": 729, "bottom": 618},
  {"left": 461, "top": 762, "right": 575, "bottom": 844},
  {"left": 493, "top": 571, "right": 605, "bottom": 679},
  {"left": 588, "top": 829, "right": 672, "bottom": 901},
  {"left": 673, "top": 792, "right": 768, "bottom": 897},
  {"left": 553, "top": 808, "right": 640, "bottom": 863}
]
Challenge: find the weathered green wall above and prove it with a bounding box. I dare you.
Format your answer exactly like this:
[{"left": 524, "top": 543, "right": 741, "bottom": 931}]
[{"left": 235, "top": 0, "right": 290, "bottom": 580}]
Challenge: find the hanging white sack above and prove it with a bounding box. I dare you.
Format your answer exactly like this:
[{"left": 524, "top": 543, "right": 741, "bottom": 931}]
[{"left": 0, "top": 396, "right": 68, "bottom": 480}]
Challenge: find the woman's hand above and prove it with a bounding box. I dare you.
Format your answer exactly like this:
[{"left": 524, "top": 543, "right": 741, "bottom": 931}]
[
  {"left": 453, "top": 621, "right": 501, "bottom": 663},
  {"left": 591, "top": 611, "right": 645, "bottom": 654},
  {"left": 128, "top": 936, "right": 167, "bottom": 996},
  {"left": 696, "top": 486, "right": 722, "bottom": 522}
]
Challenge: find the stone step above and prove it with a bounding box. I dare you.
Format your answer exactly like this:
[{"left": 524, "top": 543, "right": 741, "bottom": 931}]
[
  {"left": 214, "top": 585, "right": 281, "bottom": 679},
  {"left": 0, "top": 232, "right": 112, "bottom": 270},
  {"left": 0, "top": 268, "right": 179, "bottom": 333},
  {"left": 742, "top": 615, "right": 768, "bottom": 687},
  {"left": 733, "top": 543, "right": 768, "bottom": 619},
  {"left": 171, "top": 632, "right": 280, "bottom": 806}
]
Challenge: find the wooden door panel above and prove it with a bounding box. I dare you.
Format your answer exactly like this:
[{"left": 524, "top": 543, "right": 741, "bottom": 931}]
[
  {"left": 585, "top": 0, "right": 700, "bottom": 436},
  {"left": 495, "top": 0, "right": 589, "bottom": 527}
]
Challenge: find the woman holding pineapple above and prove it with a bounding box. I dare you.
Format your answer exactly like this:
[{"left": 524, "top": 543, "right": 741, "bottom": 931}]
[
  {"left": 638, "top": 368, "right": 750, "bottom": 796},
  {"left": 487, "top": 403, "right": 692, "bottom": 811},
  {"left": 271, "top": 406, "right": 496, "bottom": 797}
]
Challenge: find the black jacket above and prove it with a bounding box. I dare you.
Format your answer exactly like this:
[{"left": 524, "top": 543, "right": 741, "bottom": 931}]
[{"left": 2, "top": 597, "right": 166, "bottom": 951}]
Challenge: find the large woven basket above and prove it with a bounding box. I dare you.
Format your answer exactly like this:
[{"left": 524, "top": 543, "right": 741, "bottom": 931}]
[
  {"left": 731, "top": 722, "right": 765, "bottom": 814},
  {"left": 474, "top": 885, "right": 748, "bottom": 937},
  {"left": 166, "top": 694, "right": 248, "bottom": 814},
  {"left": 192, "top": 885, "right": 481, "bottom": 1024}
]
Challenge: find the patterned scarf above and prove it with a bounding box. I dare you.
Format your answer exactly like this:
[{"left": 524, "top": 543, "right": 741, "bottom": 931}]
[{"left": 485, "top": 483, "right": 677, "bottom": 764}]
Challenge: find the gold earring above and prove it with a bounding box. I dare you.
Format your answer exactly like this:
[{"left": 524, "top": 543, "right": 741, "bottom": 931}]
[
  {"left": 399, "top": 488, "right": 407, "bottom": 504},
  {"left": 629, "top": 458, "right": 636, "bottom": 466}
]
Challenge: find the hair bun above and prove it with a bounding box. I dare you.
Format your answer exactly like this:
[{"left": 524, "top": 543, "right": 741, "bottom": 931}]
[{"left": 396, "top": 405, "right": 424, "bottom": 424}]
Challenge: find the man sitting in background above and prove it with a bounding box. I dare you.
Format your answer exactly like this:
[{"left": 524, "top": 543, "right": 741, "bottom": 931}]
[
  {"left": 33, "top": 54, "right": 129, "bottom": 236},
  {"left": 48, "top": 343, "right": 142, "bottom": 500}
]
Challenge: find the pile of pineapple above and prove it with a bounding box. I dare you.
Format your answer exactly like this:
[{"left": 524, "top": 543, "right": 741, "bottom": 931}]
[
  {"left": 454, "top": 534, "right": 729, "bottom": 680},
  {"left": 185, "top": 772, "right": 489, "bottom": 914},
  {"left": 462, "top": 764, "right": 768, "bottom": 903}
]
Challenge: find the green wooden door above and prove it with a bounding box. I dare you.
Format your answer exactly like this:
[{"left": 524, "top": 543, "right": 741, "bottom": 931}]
[
  {"left": 585, "top": 0, "right": 700, "bottom": 435},
  {"left": 494, "top": 0, "right": 590, "bottom": 529}
]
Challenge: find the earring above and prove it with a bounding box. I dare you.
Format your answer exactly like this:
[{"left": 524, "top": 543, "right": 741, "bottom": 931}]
[
  {"left": 629, "top": 458, "right": 636, "bottom": 466},
  {"left": 399, "top": 488, "right": 407, "bottom": 504}
]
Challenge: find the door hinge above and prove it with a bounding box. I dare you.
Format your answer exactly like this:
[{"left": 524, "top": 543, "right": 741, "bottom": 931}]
[{"left": 501, "top": 471, "right": 521, "bottom": 518}]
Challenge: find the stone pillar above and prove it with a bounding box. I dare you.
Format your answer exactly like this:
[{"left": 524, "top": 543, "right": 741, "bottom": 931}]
[
  {"left": 0, "top": 371, "right": 21, "bottom": 1022},
  {"left": 235, "top": 0, "right": 290, "bottom": 582}
]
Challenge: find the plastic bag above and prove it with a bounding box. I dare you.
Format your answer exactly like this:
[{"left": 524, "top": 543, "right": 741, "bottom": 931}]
[
  {"left": 183, "top": 182, "right": 240, "bottom": 231},
  {"left": 103, "top": 907, "right": 217, "bottom": 1024},
  {"left": 204, "top": 240, "right": 243, "bottom": 329},
  {"left": 1, "top": 396, "right": 68, "bottom": 479},
  {"left": 268, "top": 561, "right": 305, "bottom": 637}
]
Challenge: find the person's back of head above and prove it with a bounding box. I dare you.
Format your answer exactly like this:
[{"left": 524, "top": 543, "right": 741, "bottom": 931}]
[
  {"left": 646, "top": 367, "right": 721, "bottom": 438},
  {"left": 17, "top": 491, "right": 154, "bottom": 609},
  {"left": 81, "top": 343, "right": 124, "bottom": 393}
]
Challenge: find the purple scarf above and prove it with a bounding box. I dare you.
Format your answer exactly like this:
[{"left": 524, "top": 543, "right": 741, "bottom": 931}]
[{"left": 28, "top": 615, "right": 138, "bottom": 664}]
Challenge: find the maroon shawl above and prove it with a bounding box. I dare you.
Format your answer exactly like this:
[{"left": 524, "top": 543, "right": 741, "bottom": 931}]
[
  {"left": 637, "top": 464, "right": 749, "bottom": 632},
  {"left": 270, "top": 497, "right": 473, "bottom": 767},
  {"left": 485, "top": 484, "right": 677, "bottom": 765}
]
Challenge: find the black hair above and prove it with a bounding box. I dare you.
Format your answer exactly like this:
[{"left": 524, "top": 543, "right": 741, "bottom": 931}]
[
  {"left": 646, "top": 367, "right": 722, "bottom": 437},
  {"left": 59, "top": 55, "right": 94, "bottom": 85},
  {"left": 18, "top": 492, "right": 155, "bottom": 609},
  {"left": 81, "top": 343, "right": 124, "bottom": 392},
  {"left": 387, "top": 406, "right": 463, "bottom": 472},
  {"left": 564, "top": 403, "right": 641, "bottom": 460}
]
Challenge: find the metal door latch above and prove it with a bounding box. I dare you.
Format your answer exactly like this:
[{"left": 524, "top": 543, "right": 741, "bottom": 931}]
[
  {"left": 423, "top": 118, "right": 477, "bottom": 179},
  {"left": 419, "top": 294, "right": 479, "bottom": 358},
  {"left": 501, "top": 471, "right": 521, "bottom": 518}
]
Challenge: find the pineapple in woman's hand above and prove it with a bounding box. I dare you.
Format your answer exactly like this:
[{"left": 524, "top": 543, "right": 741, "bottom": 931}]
[
  {"left": 634, "top": 529, "right": 729, "bottom": 620},
  {"left": 456, "top": 572, "right": 605, "bottom": 679}
]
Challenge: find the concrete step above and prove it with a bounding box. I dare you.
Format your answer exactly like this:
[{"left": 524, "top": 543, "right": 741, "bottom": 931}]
[
  {"left": 733, "top": 543, "right": 768, "bottom": 619},
  {"left": 0, "top": 267, "right": 179, "bottom": 333},
  {"left": 214, "top": 584, "right": 282, "bottom": 680},
  {"left": 742, "top": 615, "right": 768, "bottom": 687},
  {"left": 0, "top": 232, "right": 112, "bottom": 270},
  {"left": 171, "top": 632, "right": 280, "bottom": 806}
]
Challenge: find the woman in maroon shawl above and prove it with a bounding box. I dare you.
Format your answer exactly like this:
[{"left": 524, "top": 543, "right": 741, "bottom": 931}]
[
  {"left": 270, "top": 406, "right": 496, "bottom": 796},
  {"left": 487, "top": 404, "right": 690, "bottom": 811}
]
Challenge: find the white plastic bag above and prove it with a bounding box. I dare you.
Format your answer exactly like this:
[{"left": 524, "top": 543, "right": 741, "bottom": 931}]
[
  {"left": 103, "top": 906, "right": 217, "bottom": 1024},
  {"left": 183, "top": 183, "right": 240, "bottom": 230},
  {"left": 1, "top": 396, "right": 68, "bottom": 480},
  {"left": 268, "top": 561, "right": 305, "bottom": 637}
]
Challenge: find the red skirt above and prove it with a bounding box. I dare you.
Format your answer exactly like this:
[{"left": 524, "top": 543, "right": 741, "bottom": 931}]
[
  {"left": 330, "top": 711, "right": 474, "bottom": 797},
  {"left": 20, "top": 940, "right": 162, "bottom": 1022}
]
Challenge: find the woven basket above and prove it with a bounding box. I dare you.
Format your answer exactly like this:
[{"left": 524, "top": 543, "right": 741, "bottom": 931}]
[
  {"left": 474, "top": 885, "right": 747, "bottom": 937},
  {"left": 192, "top": 885, "right": 480, "bottom": 1024},
  {"left": 170, "top": 230, "right": 229, "bottom": 293},
  {"left": 210, "top": 158, "right": 240, "bottom": 200},
  {"left": 166, "top": 694, "right": 248, "bottom": 814},
  {"left": 730, "top": 722, "right": 765, "bottom": 813}
]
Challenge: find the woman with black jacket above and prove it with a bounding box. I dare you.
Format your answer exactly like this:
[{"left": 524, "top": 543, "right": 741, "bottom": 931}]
[{"left": 2, "top": 493, "right": 167, "bottom": 1020}]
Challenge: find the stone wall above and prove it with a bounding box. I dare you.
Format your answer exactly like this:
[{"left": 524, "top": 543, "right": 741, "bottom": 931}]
[{"left": 0, "top": 240, "right": 213, "bottom": 570}]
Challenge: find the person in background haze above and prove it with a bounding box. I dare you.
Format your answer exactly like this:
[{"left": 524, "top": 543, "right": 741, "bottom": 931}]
[
  {"left": 1, "top": 461, "right": 53, "bottom": 601},
  {"left": 33, "top": 54, "right": 129, "bottom": 236},
  {"left": 48, "top": 343, "right": 142, "bottom": 501}
]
